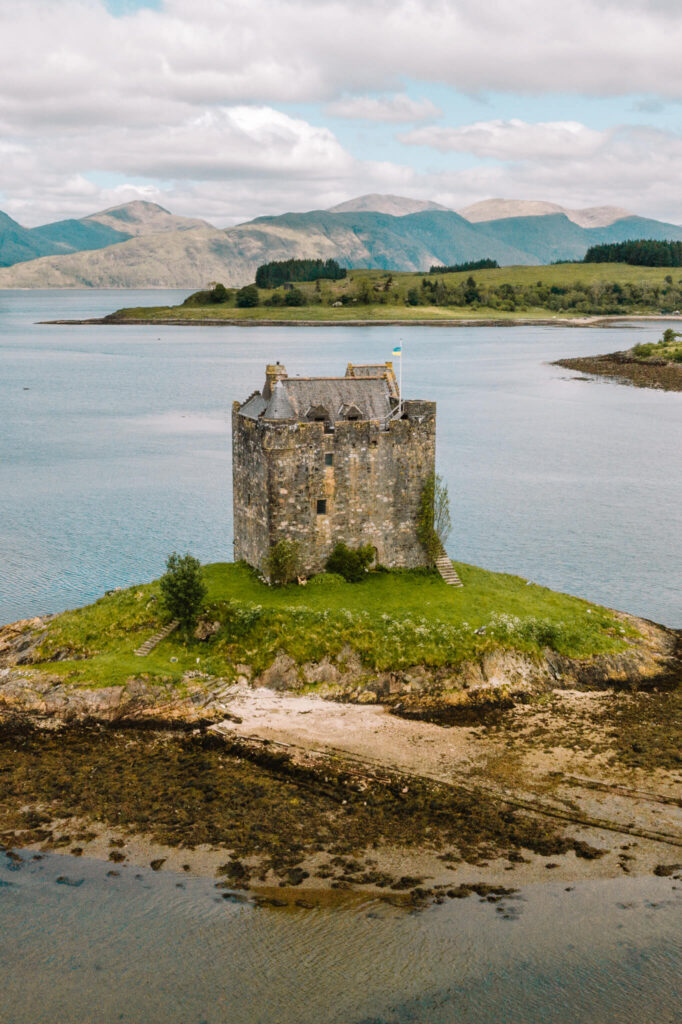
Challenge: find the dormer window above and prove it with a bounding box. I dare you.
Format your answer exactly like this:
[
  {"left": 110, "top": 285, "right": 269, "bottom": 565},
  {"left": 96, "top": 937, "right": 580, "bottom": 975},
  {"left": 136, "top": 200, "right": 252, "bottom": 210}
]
[{"left": 339, "top": 402, "right": 363, "bottom": 422}]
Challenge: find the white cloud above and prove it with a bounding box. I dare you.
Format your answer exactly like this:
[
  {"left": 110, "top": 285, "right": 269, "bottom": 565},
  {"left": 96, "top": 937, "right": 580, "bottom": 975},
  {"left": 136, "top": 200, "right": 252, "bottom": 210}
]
[
  {"left": 2, "top": 1, "right": 682, "bottom": 226},
  {"left": 400, "top": 120, "right": 604, "bottom": 160},
  {"left": 326, "top": 94, "right": 442, "bottom": 123}
]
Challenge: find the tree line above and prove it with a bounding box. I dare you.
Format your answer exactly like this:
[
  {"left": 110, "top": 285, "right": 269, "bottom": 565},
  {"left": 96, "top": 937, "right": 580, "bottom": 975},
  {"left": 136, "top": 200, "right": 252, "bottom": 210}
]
[
  {"left": 255, "top": 258, "right": 346, "bottom": 288},
  {"left": 584, "top": 239, "right": 682, "bottom": 267},
  {"left": 428, "top": 258, "right": 499, "bottom": 274}
]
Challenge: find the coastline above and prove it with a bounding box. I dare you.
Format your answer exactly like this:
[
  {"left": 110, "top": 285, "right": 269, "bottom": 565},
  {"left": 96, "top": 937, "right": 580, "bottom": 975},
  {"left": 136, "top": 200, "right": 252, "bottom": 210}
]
[
  {"left": 39, "top": 314, "right": 682, "bottom": 328},
  {"left": 555, "top": 352, "right": 682, "bottom": 391},
  {"left": 2, "top": 602, "right": 679, "bottom": 902}
]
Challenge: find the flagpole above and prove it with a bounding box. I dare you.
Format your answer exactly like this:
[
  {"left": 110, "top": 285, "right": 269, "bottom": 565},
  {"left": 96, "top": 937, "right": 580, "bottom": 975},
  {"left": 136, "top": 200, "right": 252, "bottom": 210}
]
[{"left": 399, "top": 341, "right": 403, "bottom": 414}]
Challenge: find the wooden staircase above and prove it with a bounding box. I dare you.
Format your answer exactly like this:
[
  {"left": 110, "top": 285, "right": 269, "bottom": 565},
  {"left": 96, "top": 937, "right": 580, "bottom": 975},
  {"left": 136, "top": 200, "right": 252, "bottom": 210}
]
[
  {"left": 434, "top": 548, "right": 464, "bottom": 588},
  {"left": 134, "top": 620, "right": 179, "bottom": 657}
]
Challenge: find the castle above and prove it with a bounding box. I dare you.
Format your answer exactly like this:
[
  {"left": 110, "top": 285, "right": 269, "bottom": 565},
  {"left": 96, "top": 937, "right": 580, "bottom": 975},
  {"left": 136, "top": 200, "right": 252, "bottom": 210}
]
[{"left": 232, "top": 361, "right": 436, "bottom": 576}]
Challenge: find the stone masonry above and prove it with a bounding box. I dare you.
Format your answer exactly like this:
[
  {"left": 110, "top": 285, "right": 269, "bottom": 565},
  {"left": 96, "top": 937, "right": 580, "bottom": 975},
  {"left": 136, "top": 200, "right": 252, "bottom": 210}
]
[{"left": 232, "top": 361, "right": 436, "bottom": 576}]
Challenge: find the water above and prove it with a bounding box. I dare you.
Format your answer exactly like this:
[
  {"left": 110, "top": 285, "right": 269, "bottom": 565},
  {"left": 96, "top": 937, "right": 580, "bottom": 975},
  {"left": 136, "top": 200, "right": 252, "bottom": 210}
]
[
  {"left": 1, "top": 290, "right": 680, "bottom": 625},
  {"left": 1, "top": 849, "right": 680, "bottom": 1024},
  {"left": 2, "top": 292, "right": 681, "bottom": 1021}
]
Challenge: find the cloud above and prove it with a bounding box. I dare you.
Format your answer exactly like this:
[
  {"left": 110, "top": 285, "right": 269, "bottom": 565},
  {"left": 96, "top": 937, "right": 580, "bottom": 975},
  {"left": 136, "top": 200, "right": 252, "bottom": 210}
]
[
  {"left": 400, "top": 119, "right": 604, "bottom": 160},
  {"left": 326, "top": 94, "right": 442, "bottom": 123},
  {"left": 2, "top": 0, "right": 682, "bottom": 135},
  {"left": 2, "top": 1, "right": 682, "bottom": 226}
]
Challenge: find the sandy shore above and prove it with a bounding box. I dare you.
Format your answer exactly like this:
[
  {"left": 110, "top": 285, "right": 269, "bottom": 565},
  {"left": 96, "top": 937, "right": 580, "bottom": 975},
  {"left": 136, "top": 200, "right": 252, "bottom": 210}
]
[{"left": 5, "top": 687, "right": 680, "bottom": 903}]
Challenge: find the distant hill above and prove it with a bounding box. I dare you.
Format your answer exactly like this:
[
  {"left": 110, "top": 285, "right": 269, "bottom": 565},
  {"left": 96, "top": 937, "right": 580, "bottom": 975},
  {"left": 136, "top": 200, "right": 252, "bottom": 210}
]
[
  {"left": 83, "top": 200, "right": 208, "bottom": 236},
  {"left": 0, "top": 208, "right": 535, "bottom": 288},
  {"left": 458, "top": 198, "right": 633, "bottom": 228},
  {"left": 327, "top": 194, "right": 451, "bottom": 216},
  {"left": 0, "top": 200, "right": 207, "bottom": 268},
  {"left": 1, "top": 195, "right": 682, "bottom": 287}
]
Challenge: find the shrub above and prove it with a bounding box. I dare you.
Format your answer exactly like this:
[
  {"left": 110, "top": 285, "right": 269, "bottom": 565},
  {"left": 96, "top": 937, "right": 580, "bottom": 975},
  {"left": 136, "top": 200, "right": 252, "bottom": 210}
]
[
  {"left": 325, "top": 542, "right": 375, "bottom": 582},
  {"left": 209, "top": 283, "right": 229, "bottom": 303},
  {"left": 416, "top": 472, "right": 452, "bottom": 563},
  {"left": 632, "top": 343, "right": 654, "bottom": 358},
  {"left": 159, "top": 552, "right": 207, "bottom": 636},
  {"left": 265, "top": 540, "right": 300, "bottom": 586},
  {"left": 236, "top": 284, "right": 259, "bottom": 308},
  {"left": 284, "top": 287, "right": 306, "bottom": 306}
]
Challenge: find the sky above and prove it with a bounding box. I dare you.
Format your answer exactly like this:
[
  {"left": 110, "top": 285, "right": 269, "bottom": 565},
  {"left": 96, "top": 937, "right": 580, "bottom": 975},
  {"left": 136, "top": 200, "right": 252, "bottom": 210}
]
[{"left": 2, "top": 0, "right": 682, "bottom": 227}]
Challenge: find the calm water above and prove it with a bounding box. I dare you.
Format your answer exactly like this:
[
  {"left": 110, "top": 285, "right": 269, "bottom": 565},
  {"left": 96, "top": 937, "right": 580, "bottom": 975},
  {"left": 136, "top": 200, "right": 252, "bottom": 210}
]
[
  {"left": 2, "top": 292, "right": 682, "bottom": 1022},
  {"left": 1, "top": 849, "right": 681, "bottom": 1024},
  {"left": 1, "top": 290, "right": 680, "bottom": 625}
]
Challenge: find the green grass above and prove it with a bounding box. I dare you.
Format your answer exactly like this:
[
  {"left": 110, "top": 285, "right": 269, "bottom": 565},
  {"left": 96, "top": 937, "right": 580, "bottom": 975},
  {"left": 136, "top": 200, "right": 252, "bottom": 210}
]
[
  {"left": 631, "top": 335, "right": 682, "bottom": 362},
  {"left": 30, "top": 562, "right": 634, "bottom": 690},
  {"left": 105, "top": 263, "right": 682, "bottom": 324}
]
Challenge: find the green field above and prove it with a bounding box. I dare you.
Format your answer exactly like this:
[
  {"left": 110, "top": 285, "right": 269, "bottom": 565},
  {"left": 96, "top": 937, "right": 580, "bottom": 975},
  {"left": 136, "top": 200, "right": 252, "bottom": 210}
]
[
  {"left": 105, "top": 263, "right": 682, "bottom": 324},
  {"left": 31, "top": 561, "right": 633, "bottom": 690}
]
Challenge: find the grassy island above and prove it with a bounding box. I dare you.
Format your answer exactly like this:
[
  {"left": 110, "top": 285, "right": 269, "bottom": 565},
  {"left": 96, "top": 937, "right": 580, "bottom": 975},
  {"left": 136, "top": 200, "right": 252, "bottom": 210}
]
[
  {"left": 23, "top": 561, "right": 635, "bottom": 690},
  {"left": 92, "top": 263, "right": 682, "bottom": 326},
  {"left": 1, "top": 561, "right": 680, "bottom": 897}
]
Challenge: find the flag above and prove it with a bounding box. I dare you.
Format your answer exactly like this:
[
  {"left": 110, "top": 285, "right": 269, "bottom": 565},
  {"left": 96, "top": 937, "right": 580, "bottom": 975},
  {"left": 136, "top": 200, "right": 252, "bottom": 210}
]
[{"left": 392, "top": 345, "right": 402, "bottom": 355}]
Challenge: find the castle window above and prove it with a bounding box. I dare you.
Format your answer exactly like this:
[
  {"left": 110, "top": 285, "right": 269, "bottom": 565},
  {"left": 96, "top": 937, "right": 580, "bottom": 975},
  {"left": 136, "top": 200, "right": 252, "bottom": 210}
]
[
  {"left": 324, "top": 453, "right": 333, "bottom": 466},
  {"left": 316, "top": 499, "right": 327, "bottom": 515}
]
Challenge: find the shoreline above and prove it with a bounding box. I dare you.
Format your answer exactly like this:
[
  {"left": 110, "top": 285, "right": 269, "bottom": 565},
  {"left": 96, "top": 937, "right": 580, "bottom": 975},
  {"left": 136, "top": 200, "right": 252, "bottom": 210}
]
[
  {"left": 1, "top": 676, "right": 680, "bottom": 901},
  {"left": 556, "top": 353, "right": 682, "bottom": 392},
  {"left": 39, "top": 314, "right": 682, "bottom": 329}
]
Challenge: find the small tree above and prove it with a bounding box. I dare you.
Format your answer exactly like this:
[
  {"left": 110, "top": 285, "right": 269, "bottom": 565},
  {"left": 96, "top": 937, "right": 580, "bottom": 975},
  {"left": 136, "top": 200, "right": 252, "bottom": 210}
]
[
  {"left": 210, "top": 282, "right": 229, "bottom": 303},
  {"left": 416, "top": 473, "right": 452, "bottom": 564},
  {"left": 159, "top": 552, "right": 207, "bottom": 636},
  {"left": 325, "top": 542, "right": 375, "bottom": 582},
  {"left": 265, "top": 539, "right": 300, "bottom": 585},
  {"left": 236, "top": 283, "right": 259, "bottom": 308},
  {"left": 284, "top": 287, "right": 306, "bottom": 306}
]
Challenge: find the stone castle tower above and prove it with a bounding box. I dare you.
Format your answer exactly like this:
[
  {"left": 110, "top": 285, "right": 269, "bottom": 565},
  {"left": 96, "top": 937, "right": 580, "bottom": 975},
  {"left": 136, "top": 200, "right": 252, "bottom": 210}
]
[{"left": 232, "top": 361, "right": 436, "bottom": 576}]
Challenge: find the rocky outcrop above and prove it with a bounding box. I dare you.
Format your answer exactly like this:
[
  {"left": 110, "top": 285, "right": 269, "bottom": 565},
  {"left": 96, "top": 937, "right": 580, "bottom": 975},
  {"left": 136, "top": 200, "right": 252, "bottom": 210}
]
[
  {"left": 0, "top": 611, "right": 678, "bottom": 732},
  {"left": 0, "top": 672, "right": 226, "bottom": 730}
]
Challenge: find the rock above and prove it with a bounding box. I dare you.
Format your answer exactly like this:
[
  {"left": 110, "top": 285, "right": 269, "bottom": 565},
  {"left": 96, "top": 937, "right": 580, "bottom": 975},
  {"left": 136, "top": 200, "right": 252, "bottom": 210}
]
[
  {"left": 259, "top": 654, "right": 300, "bottom": 691},
  {"left": 653, "top": 863, "right": 682, "bottom": 877},
  {"left": 194, "top": 619, "right": 221, "bottom": 641},
  {"left": 302, "top": 658, "right": 340, "bottom": 686}
]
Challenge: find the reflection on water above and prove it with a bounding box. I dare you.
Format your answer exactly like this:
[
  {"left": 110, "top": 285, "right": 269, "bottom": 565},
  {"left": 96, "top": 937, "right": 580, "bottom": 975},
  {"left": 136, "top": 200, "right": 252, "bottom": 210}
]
[
  {"left": 1, "top": 849, "right": 680, "bottom": 1024},
  {"left": 1, "top": 289, "right": 681, "bottom": 626}
]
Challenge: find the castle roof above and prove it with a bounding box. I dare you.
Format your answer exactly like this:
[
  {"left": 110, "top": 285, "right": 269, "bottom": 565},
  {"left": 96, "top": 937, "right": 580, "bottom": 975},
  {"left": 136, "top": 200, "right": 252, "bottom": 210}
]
[
  {"left": 274, "top": 377, "right": 393, "bottom": 422},
  {"left": 239, "top": 362, "right": 398, "bottom": 423}
]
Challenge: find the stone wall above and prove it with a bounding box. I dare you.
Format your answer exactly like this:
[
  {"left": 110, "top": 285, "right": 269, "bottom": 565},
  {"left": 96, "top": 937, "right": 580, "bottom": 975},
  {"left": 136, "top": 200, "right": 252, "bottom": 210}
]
[
  {"left": 232, "top": 399, "right": 436, "bottom": 576},
  {"left": 231, "top": 403, "right": 270, "bottom": 568}
]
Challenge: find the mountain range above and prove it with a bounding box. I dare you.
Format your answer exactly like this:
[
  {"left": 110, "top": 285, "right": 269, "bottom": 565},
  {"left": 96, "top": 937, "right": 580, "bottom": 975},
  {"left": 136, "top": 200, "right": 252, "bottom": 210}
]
[{"left": 1, "top": 195, "right": 681, "bottom": 288}]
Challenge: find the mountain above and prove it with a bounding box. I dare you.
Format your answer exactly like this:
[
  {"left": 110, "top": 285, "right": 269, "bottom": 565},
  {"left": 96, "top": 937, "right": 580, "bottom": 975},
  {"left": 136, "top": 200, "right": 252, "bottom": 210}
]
[
  {"left": 82, "top": 200, "right": 209, "bottom": 236},
  {"left": 0, "top": 200, "right": 208, "bottom": 268},
  {"left": 0, "top": 210, "right": 535, "bottom": 288},
  {"left": 0, "top": 209, "right": 536, "bottom": 288},
  {"left": 327, "top": 194, "right": 451, "bottom": 216},
  {"left": 1, "top": 195, "right": 682, "bottom": 288},
  {"left": 459, "top": 198, "right": 632, "bottom": 228}
]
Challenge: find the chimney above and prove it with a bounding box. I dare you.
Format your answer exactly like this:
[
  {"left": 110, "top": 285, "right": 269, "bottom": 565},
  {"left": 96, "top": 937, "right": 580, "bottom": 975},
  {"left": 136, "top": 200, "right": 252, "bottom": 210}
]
[{"left": 263, "top": 361, "right": 288, "bottom": 398}]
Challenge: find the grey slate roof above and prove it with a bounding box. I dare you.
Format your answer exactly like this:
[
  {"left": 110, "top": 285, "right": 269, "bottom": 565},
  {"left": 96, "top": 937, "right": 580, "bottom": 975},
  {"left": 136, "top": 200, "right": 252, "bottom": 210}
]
[
  {"left": 263, "top": 379, "right": 297, "bottom": 420},
  {"left": 274, "top": 377, "right": 393, "bottom": 422},
  {"left": 346, "top": 362, "right": 399, "bottom": 399},
  {"left": 240, "top": 393, "right": 267, "bottom": 419},
  {"left": 239, "top": 363, "right": 397, "bottom": 423}
]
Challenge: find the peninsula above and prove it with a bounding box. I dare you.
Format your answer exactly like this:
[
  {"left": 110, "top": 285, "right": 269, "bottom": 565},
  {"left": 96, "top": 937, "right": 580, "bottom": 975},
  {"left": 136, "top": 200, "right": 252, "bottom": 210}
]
[{"left": 556, "top": 328, "right": 682, "bottom": 391}]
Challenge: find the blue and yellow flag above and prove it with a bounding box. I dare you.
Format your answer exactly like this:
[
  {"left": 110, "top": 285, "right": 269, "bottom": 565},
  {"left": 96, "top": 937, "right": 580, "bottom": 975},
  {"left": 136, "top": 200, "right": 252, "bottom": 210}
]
[{"left": 392, "top": 345, "right": 402, "bottom": 355}]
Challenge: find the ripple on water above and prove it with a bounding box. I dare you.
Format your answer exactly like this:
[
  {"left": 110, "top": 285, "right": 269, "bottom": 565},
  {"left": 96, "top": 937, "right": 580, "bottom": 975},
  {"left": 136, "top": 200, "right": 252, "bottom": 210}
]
[{"left": 0, "top": 850, "right": 680, "bottom": 1024}]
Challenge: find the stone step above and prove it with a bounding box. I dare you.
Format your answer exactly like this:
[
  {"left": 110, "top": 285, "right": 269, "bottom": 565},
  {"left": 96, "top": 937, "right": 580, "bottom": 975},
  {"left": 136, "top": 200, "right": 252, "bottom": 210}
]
[
  {"left": 134, "top": 619, "right": 179, "bottom": 657},
  {"left": 434, "top": 554, "right": 464, "bottom": 588}
]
